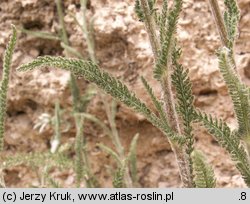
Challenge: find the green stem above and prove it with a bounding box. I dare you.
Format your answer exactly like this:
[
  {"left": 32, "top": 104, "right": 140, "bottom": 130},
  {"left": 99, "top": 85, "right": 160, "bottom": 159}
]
[
  {"left": 207, "top": 0, "right": 228, "bottom": 47},
  {"left": 56, "top": 0, "right": 82, "bottom": 113},
  {"left": 139, "top": 0, "right": 194, "bottom": 187},
  {"left": 80, "top": 0, "right": 133, "bottom": 187},
  {"left": 207, "top": 0, "right": 238, "bottom": 70},
  {"left": 56, "top": 0, "right": 96, "bottom": 187},
  {"left": 50, "top": 100, "right": 61, "bottom": 153},
  {"left": 102, "top": 97, "right": 124, "bottom": 156},
  {"left": 139, "top": 0, "right": 159, "bottom": 59},
  {"left": 102, "top": 95, "right": 133, "bottom": 187},
  {"left": 162, "top": 76, "right": 194, "bottom": 188},
  {"left": 55, "top": 0, "right": 69, "bottom": 45},
  {"left": 80, "top": 0, "right": 97, "bottom": 63},
  {"left": 75, "top": 114, "right": 96, "bottom": 187}
]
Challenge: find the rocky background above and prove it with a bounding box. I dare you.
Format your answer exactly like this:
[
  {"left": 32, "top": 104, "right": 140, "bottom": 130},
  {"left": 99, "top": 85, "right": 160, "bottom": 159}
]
[{"left": 0, "top": 0, "right": 250, "bottom": 187}]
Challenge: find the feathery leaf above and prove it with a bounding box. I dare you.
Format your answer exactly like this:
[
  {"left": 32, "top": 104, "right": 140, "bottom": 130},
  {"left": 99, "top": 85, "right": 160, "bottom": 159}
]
[
  {"left": 134, "top": 0, "right": 145, "bottom": 22},
  {"left": 192, "top": 150, "right": 216, "bottom": 188},
  {"left": 171, "top": 49, "right": 195, "bottom": 153},
  {"left": 171, "top": 48, "right": 195, "bottom": 184},
  {"left": 0, "top": 25, "right": 17, "bottom": 151},
  {"left": 223, "top": 0, "right": 240, "bottom": 48},
  {"left": 112, "top": 159, "right": 127, "bottom": 188},
  {"left": 217, "top": 47, "right": 250, "bottom": 137},
  {"left": 17, "top": 56, "right": 185, "bottom": 145},
  {"left": 141, "top": 76, "right": 167, "bottom": 122},
  {"left": 154, "top": 0, "right": 182, "bottom": 81},
  {"left": 0, "top": 152, "right": 72, "bottom": 170},
  {"left": 159, "top": 0, "right": 169, "bottom": 44},
  {"left": 195, "top": 110, "right": 250, "bottom": 186}
]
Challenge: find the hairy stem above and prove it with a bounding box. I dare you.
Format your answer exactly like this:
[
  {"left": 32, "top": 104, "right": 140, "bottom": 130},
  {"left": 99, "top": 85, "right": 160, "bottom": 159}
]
[
  {"left": 162, "top": 75, "right": 194, "bottom": 187},
  {"left": 80, "top": 1, "right": 133, "bottom": 187},
  {"left": 80, "top": 0, "right": 97, "bottom": 63},
  {"left": 207, "top": 0, "right": 238, "bottom": 70},
  {"left": 140, "top": 0, "right": 194, "bottom": 187},
  {"left": 56, "top": 0, "right": 69, "bottom": 45},
  {"left": 56, "top": 0, "right": 97, "bottom": 187},
  {"left": 207, "top": 0, "right": 228, "bottom": 47},
  {"left": 139, "top": 0, "right": 159, "bottom": 59},
  {"left": 102, "top": 97, "right": 124, "bottom": 156},
  {"left": 56, "top": 0, "right": 82, "bottom": 113},
  {"left": 102, "top": 95, "right": 133, "bottom": 187},
  {"left": 75, "top": 114, "right": 96, "bottom": 187}
]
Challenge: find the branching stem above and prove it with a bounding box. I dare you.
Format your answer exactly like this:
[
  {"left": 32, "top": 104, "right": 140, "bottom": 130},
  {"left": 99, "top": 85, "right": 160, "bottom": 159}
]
[
  {"left": 162, "top": 77, "right": 194, "bottom": 187},
  {"left": 139, "top": 0, "right": 194, "bottom": 187}
]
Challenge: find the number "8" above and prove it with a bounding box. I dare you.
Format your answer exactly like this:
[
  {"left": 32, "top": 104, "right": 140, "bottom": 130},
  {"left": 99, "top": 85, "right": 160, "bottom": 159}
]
[{"left": 241, "top": 192, "right": 246, "bottom": 200}]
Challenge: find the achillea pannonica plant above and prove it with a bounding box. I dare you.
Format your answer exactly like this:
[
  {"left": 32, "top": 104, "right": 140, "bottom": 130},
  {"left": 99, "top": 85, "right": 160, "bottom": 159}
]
[{"left": 5, "top": 0, "right": 250, "bottom": 187}]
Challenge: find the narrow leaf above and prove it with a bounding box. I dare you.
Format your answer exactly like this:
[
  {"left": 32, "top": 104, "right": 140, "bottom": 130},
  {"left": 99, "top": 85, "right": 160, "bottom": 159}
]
[
  {"left": 97, "top": 143, "right": 121, "bottom": 166},
  {"left": 17, "top": 56, "right": 185, "bottom": 145},
  {"left": 141, "top": 76, "right": 167, "bottom": 122},
  {"left": 21, "top": 28, "right": 60, "bottom": 41},
  {"left": 217, "top": 47, "right": 250, "bottom": 137},
  {"left": 154, "top": 0, "right": 183, "bottom": 81},
  {"left": 112, "top": 159, "right": 127, "bottom": 188},
  {"left": 0, "top": 25, "right": 17, "bottom": 151},
  {"left": 192, "top": 150, "right": 216, "bottom": 188},
  {"left": 195, "top": 110, "right": 250, "bottom": 186},
  {"left": 128, "top": 133, "right": 139, "bottom": 184}
]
